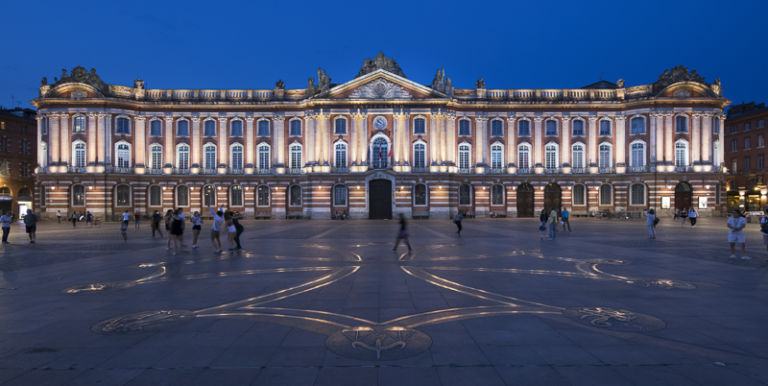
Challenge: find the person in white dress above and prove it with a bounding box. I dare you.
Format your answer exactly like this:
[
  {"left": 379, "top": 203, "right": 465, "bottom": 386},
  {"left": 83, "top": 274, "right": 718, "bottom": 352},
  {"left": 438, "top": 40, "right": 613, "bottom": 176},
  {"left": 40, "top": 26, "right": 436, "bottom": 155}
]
[{"left": 727, "top": 209, "right": 749, "bottom": 260}]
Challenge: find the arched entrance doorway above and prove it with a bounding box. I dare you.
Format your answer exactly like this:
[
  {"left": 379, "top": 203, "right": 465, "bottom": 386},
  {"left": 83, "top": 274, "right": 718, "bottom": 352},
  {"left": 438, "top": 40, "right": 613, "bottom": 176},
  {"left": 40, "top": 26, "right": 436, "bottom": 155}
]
[
  {"left": 369, "top": 179, "right": 392, "bottom": 219},
  {"left": 674, "top": 182, "right": 693, "bottom": 211},
  {"left": 544, "top": 183, "right": 561, "bottom": 214},
  {"left": 517, "top": 183, "right": 534, "bottom": 217}
]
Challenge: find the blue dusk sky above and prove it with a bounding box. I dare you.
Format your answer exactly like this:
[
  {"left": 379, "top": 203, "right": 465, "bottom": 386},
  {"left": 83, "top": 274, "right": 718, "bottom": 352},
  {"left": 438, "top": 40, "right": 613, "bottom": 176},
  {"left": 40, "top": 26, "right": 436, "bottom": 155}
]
[{"left": 0, "top": 0, "right": 764, "bottom": 109}]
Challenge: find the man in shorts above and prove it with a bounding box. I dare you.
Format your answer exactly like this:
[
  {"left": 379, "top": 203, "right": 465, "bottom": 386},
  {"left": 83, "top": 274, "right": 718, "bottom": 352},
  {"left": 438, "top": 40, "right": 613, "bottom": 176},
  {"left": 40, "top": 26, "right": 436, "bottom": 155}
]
[
  {"left": 727, "top": 209, "right": 748, "bottom": 260},
  {"left": 24, "top": 209, "right": 37, "bottom": 244}
]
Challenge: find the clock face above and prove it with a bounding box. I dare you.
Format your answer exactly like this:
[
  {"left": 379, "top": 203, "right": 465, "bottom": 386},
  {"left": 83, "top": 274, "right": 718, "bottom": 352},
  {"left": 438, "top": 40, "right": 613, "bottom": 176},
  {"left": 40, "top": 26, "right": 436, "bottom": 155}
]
[{"left": 373, "top": 116, "right": 387, "bottom": 130}]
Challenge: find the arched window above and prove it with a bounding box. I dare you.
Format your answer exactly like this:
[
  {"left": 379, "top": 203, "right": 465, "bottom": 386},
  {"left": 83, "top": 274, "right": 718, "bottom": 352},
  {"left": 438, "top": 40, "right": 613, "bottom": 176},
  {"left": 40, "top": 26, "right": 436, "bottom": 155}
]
[
  {"left": 115, "top": 142, "right": 131, "bottom": 168},
  {"left": 231, "top": 185, "right": 243, "bottom": 206},
  {"left": 258, "top": 143, "right": 270, "bottom": 170},
  {"left": 73, "top": 115, "right": 86, "bottom": 134},
  {"left": 675, "top": 140, "right": 689, "bottom": 167},
  {"left": 491, "top": 143, "right": 503, "bottom": 169},
  {"left": 72, "top": 184, "right": 85, "bottom": 206},
  {"left": 72, "top": 141, "right": 86, "bottom": 168},
  {"left": 599, "top": 184, "right": 612, "bottom": 205},
  {"left": 334, "top": 142, "right": 347, "bottom": 169},
  {"left": 149, "top": 185, "right": 162, "bottom": 206},
  {"left": 334, "top": 117, "right": 347, "bottom": 135},
  {"left": 675, "top": 115, "right": 688, "bottom": 133},
  {"left": 333, "top": 185, "right": 347, "bottom": 206},
  {"left": 290, "top": 144, "right": 302, "bottom": 170},
  {"left": 518, "top": 119, "right": 531, "bottom": 136},
  {"left": 518, "top": 144, "right": 530, "bottom": 169},
  {"left": 204, "top": 143, "right": 217, "bottom": 170},
  {"left": 599, "top": 143, "right": 612, "bottom": 168},
  {"left": 572, "top": 119, "right": 585, "bottom": 136},
  {"left": 115, "top": 117, "right": 130, "bottom": 134},
  {"left": 176, "top": 119, "right": 189, "bottom": 137},
  {"left": 545, "top": 120, "right": 558, "bottom": 136},
  {"left": 599, "top": 119, "right": 611, "bottom": 136},
  {"left": 491, "top": 119, "right": 503, "bottom": 137},
  {"left": 289, "top": 185, "right": 302, "bottom": 206},
  {"left": 491, "top": 184, "right": 504, "bottom": 205},
  {"left": 203, "top": 185, "right": 216, "bottom": 207},
  {"left": 116, "top": 185, "right": 131, "bottom": 206},
  {"left": 572, "top": 184, "right": 585, "bottom": 205},
  {"left": 177, "top": 185, "right": 189, "bottom": 207},
  {"left": 413, "top": 184, "right": 427, "bottom": 206},
  {"left": 150, "top": 144, "right": 162, "bottom": 170},
  {"left": 630, "top": 184, "right": 645, "bottom": 206},
  {"left": 630, "top": 116, "right": 645, "bottom": 134},
  {"left": 458, "top": 119, "right": 471, "bottom": 136},
  {"left": 230, "top": 144, "right": 243, "bottom": 170},
  {"left": 150, "top": 119, "right": 162, "bottom": 136},
  {"left": 371, "top": 137, "right": 389, "bottom": 169},
  {"left": 257, "top": 185, "right": 270, "bottom": 207},
  {"left": 414, "top": 117, "right": 426, "bottom": 135},
  {"left": 204, "top": 120, "right": 216, "bottom": 137},
  {"left": 290, "top": 119, "right": 302, "bottom": 136},
  {"left": 571, "top": 143, "right": 585, "bottom": 169},
  {"left": 545, "top": 143, "right": 558, "bottom": 169},
  {"left": 458, "top": 143, "right": 471, "bottom": 169},
  {"left": 176, "top": 144, "right": 190, "bottom": 170},
  {"left": 413, "top": 142, "right": 426, "bottom": 169},
  {"left": 459, "top": 184, "right": 472, "bottom": 205},
  {"left": 630, "top": 141, "right": 646, "bottom": 167},
  {"left": 230, "top": 119, "right": 243, "bottom": 137},
  {"left": 257, "top": 120, "right": 270, "bottom": 136},
  {"left": 17, "top": 188, "right": 31, "bottom": 201}
]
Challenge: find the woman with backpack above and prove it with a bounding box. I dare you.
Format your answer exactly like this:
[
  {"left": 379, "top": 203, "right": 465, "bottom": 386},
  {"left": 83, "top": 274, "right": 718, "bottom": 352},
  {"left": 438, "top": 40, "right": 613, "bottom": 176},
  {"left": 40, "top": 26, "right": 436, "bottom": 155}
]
[{"left": 645, "top": 208, "right": 658, "bottom": 239}]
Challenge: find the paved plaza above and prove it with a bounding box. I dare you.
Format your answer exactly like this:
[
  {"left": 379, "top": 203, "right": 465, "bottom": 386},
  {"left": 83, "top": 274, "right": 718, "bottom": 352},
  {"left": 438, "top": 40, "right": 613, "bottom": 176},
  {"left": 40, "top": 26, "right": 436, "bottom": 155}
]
[{"left": 0, "top": 216, "right": 767, "bottom": 385}]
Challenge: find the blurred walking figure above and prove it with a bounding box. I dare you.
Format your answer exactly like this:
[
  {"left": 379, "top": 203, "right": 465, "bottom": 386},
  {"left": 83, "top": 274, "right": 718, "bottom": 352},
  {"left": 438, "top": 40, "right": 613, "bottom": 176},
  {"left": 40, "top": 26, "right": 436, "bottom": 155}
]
[
  {"left": 561, "top": 207, "right": 572, "bottom": 232},
  {"left": 190, "top": 211, "right": 202, "bottom": 248},
  {"left": 56, "top": 210, "right": 61, "bottom": 224},
  {"left": 453, "top": 211, "right": 463, "bottom": 236},
  {"left": 761, "top": 208, "right": 768, "bottom": 264},
  {"left": 71, "top": 212, "right": 78, "bottom": 228},
  {"left": 233, "top": 211, "right": 244, "bottom": 250},
  {"left": 645, "top": 208, "right": 657, "bottom": 239},
  {"left": 24, "top": 209, "right": 37, "bottom": 244},
  {"left": 86, "top": 211, "right": 93, "bottom": 226},
  {"left": 680, "top": 208, "right": 688, "bottom": 226},
  {"left": 169, "top": 208, "right": 185, "bottom": 255},
  {"left": 208, "top": 206, "right": 224, "bottom": 253},
  {"left": 164, "top": 209, "right": 174, "bottom": 249},
  {"left": 688, "top": 208, "right": 698, "bottom": 228},
  {"left": 538, "top": 210, "right": 548, "bottom": 240},
  {"left": 134, "top": 212, "right": 141, "bottom": 231},
  {"left": 120, "top": 220, "right": 128, "bottom": 242},
  {"left": 392, "top": 213, "right": 412, "bottom": 253},
  {"left": 727, "top": 209, "right": 748, "bottom": 260},
  {"left": 151, "top": 210, "right": 163, "bottom": 238},
  {"left": 1, "top": 211, "right": 12, "bottom": 244},
  {"left": 548, "top": 208, "right": 558, "bottom": 240}
]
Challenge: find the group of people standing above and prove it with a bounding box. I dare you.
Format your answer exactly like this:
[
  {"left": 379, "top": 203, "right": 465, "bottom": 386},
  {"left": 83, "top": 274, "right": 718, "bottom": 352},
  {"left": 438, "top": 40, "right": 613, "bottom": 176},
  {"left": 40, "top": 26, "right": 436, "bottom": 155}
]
[
  {"left": 142, "top": 207, "right": 244, "bottom": 254},
  {"left": 674, "top": 208, "right": 699, "bottom": 227},
  {"left": 538, "top": 207, "right": 572, "bottom": 240},
  {"left": 0, "top": 210, "right": 37, "bottom": 245}
]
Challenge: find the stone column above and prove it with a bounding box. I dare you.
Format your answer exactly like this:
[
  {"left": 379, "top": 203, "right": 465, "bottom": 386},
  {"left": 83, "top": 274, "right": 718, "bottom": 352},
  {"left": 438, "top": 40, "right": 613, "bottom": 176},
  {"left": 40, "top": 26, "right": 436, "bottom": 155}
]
[
  {"left": 395, "top": 112, "right": 408, "bottom": 165},
  {"left": 60, "top": 113, "right": 70, "bottom": 168},
  {"left": 446, "top": 113, "right": 456, "bottom": 165},
  {"left": 587, "top": 117, "right": 598, "bottom": 167},
  {"left": 316, "top": 114, "right": 330, "bottom": 165},
  {"left": 305, "top": 115, "right": 316, "bottom": 166},
  {"left": 218, "top": 117, "right": 228, "bottom": 170},
  {"left": 96, "top": 113, "right": 105, "bottom": 166},
  {"left": 534, "top": 117, "right": 544, "bottom": 167},
  {"left": 164, "top": 117, "right": 174, "bottom": 169},
  {"left": 273, "top": 116, "right": 285, "bottom": 167},
  {"left": 103, "top": 114, "right": 112, "bottom": 165},
  {"left": 506, "top": 117, "right": 516, "bottom": 167},
  {"left": 191, "top": 116, "right": 201, "bottom": 170},
  {"left": 691, "top": 113, "right": 701, "bottom": 164},
  {"left": 701, "top": 113, "right": 712, "bottom": 164},
  {"left": 134, "top": 116, "right": 146, "bottom": 168},
  {"left": 615, "top": 115, "right": 626, "bottom": 170},
  {"left": 87, "top": 113, "right": 97, "bottom": 165},
  {"left": 430, "top": 114, "right": 439, "bottom": 166},
  {"left": 560, "top": 117, "right": 571, "bottom": 167},
  {"left": 649, "top": 113, "right": 657, "bottom": 165},
  {"left": 360, "top": 114, "right": 369, "bottom": 165},
  {"left": 245, "top": 116, "right": 254, "bottom": 169},
  {"left": 36, "top": 116, "right": 45, "bottom": 167},
  {"left": 439, "top": 115, "right": 448, "bottom": 163},
  {"left": 664, "top": 114, "right": 673, "bottom": 163},
  {"left": 477, "top": 117, "right": 488, "bottom": 166},
  {"left": 50, "top": 113, "right": 60, "bottom": 166},
  {"left": 718, "top": 115, "right": 725, "bottom": 167},
  {"left": 349, "top": 113, "right": 357, "bottom": 166}
]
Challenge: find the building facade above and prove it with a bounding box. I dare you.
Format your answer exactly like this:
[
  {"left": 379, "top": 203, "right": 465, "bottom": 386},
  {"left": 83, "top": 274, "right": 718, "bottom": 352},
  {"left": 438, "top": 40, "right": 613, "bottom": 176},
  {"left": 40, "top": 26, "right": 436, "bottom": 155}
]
[
  {"left": 32, "top": 55, "right": 728, "bottom": 220},
  {"left": 0, "top": 108, "right": 37, "bottom": 217},
  {"left": 724, "top": 102, "right": 768, "bottom": 213}
]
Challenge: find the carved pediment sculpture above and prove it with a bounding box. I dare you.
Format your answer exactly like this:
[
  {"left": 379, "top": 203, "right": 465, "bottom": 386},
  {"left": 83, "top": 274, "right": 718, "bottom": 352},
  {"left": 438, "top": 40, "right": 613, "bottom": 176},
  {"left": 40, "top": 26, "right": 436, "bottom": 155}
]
[
  {"left": 52, "top": 66, "right": 108, "bottom": 93},
  {"left": 348, "top": 79, "right": 412, "bottom": 99},
  {"left": 653, "top": 65, "right": 707, "bottom": 92},
  {"left": 355, "top": 52, "right": 406, "bottom": 79}
]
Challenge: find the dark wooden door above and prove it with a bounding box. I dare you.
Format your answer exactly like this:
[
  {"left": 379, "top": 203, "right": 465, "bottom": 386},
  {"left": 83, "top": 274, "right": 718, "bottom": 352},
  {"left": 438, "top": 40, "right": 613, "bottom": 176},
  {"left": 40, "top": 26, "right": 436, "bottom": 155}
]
[
  {"left": 544, "top": 183, "right": 562, "bottom": 215},
  {"left": 369, "top": 179, "right": 392, "bottom": 219},
  {"left": 517, "top": 183, "right": 534, "bottom": 217},
  {"left": 674, "top": 182, "right": 692, "bottom": 211}
]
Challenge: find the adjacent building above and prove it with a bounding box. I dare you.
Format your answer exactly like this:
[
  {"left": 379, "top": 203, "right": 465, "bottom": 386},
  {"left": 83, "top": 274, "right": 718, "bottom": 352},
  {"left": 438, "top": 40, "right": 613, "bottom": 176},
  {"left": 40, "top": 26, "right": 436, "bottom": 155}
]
[
  {"left": 724, "top": 102, "right": 768, "bottom": 212},
  {"left": 32, "top": 54, "right": 728, "bottom": 220},
  {"left": 0, "top": 108, "right": 37, "bottom": 217}
]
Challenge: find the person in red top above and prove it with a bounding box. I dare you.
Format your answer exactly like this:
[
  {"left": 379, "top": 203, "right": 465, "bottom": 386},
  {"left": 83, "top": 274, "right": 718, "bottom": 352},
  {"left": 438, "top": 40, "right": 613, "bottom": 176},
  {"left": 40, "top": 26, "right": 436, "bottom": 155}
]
[{"left": 134, "top": 212, "right": 141, "bottom": 231}]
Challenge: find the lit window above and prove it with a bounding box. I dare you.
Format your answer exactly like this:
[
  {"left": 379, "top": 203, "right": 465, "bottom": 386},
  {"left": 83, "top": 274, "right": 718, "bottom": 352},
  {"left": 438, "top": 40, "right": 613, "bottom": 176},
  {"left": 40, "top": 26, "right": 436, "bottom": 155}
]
[
  {"left": 116, "top": 185, "right": 130, "bottom": 206},
  {"left": 72, "top": 185, "right": 85, "bottom": 206},
  {"left": 333, "top": 185, "right": 347, "bottom": 206},
  {"left": 257, "top": 185, "right": 270, "bottom": 207},
  {"left": 258, "top": 144, "right": 270, "bottom": 169},
  {"left": 290, "top": 144, "right": 302, "bottom": 169},
  {"left": 73, "top": 142, "right": 86, "bottom": 168},
  {"left": 73, "top": 116, "right": 86, "bottom": 133},
  {"left": 203, "top": 185, "right": 216, "bottom": 206},
  {"left": 116, "top": 143, "right": 131, "bottom": 168},
  {"left": 150, "top": 145, "right": 162, "bottom": 170},
  {"left": 335, "top": 142, "right": 347, "bottom": 169},
  {"left": 675, "top": 141, "right": 689, "bottom": 167},
  {"left": 413, "top": 143, "right": 426, "bottom": 169},
  {"left": 458, "top": 144, "right": 470, "bottom": 169}
]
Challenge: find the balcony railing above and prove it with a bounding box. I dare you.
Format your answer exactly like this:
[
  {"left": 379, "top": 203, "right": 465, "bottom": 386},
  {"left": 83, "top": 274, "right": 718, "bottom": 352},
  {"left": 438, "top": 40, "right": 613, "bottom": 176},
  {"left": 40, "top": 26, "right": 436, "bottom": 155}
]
[
  {"left": 331, "top": 167, "right": 349, "bottom": 173},
  {"left": 489, "top": 168, "right": 505, "bottom": 174},
  {"left": 571, "top": 167, "right": 587, "bottom": 174},
  {"left": 68, "top": 166, "right": 86, "bottom": 173},
  {"left": 458, "top": 168, "right": 472, "bottom": 174},
  {"left": 200, "top": 168, "right": 218, "bottom": 175},
  {"left": 106, "top": 166, "right": 132, "bottom": 174},
  {"left": 256, "top": 168, "right": 273, "bottom": 175},
  {"left": 544, "top": 167, "right": 561, "bottom": 174},
  {"left": 173, "top": 168, "right": 190, "bottom": 175},
  {"left": 411, "top": 167, "right": 427, "bottom": 173},
  {"left": 147, "top": 168, "right": 164, "bottom": 175},
  {"left": 517, "top": 168, "right": 532, "bottom": 174},
  {"left": 628, "top": 165, "right": 648, "bottom": 173},
  {"left": 288, "top": 168, "right": 304, "bottom": 175},
  {"left": 228, "top": 168, "right": 244, "bottom": 175},
  {"left": 674, "top": 165, "right": 693, "bottom": 172},
  {"left": 598, "top": 167, "right": 615, "bottom": 174}
]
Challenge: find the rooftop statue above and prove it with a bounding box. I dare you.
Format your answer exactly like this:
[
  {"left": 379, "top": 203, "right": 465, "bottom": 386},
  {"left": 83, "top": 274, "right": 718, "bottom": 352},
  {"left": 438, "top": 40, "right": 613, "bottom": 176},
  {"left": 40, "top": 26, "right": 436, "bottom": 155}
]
[
  {"left": 431, "top": 68, "right": 445, "bottom": 92},
  {"left": 275, "top": 79, "right": 285, "bottom": 90},
  {"left": 318, "top": 68, "right": 331, "bottom": 92},
  {"left": 476, "top": 78, "right": 485, "bottom": 89},
  {"left": 52, "top": 66, "right": 107, "bottom": 92},
  {"left": 653, "top": 65, "right": 708, "bottom": 92},
  {"left": 355, "top": 51, "right": 406, "bottom": 78}
]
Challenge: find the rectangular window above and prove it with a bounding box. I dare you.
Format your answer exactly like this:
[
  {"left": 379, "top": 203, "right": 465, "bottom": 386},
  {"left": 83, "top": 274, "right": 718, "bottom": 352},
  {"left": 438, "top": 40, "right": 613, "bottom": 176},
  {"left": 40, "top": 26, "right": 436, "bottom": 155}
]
[
  {"left": 731, "top": 159, "right": 737, "bottom": 173},
  {"left": 758, "top": 154, "right": 764, "bottom": 170},
  {"left": 714, "top": 118, "right": 720, "bottom": 134},
  {"left": 230, "top": 120, "right": 243, "bottom": 136},
  {"left": 258, "top": 120, "right": 270, "bottom": 136},
  {"left": 731, "top": 139, "right": 738, "bottom": 152},
  {"left": 599, "top": 120, "right": 611, "bottom": 136},
  {"left": 630, "top": 117, "right": 645, "bottom": 134},
  {"left": 459, "top": 120, "right": 471, "bottom": 136},
  {"left": 745, "top": 137, "right": 751, "bottom": 149},
  {"left": 334, "top": 185, "right": 347, "bottom": 206},
  {"left": 745, "top": 122, "right": 751, "bottom": 131},
  {"left": 290, "top": 120, "right": 302, "bottom": 136},
  {"left": 545, "top": 120, "right": 557, "bottom": 136},
  {"left": 759, "top": 119, "right": 766, "bottom": 129},
  {"left": 573, "top": 185, "right": 585, "bottom": 205},
  {"left": 334, "top": 119, "right": 347, "bottom": 135},
  {"left": 518, "top": 120, "right": 530, "bottom": 136},
  {"left": 572, "top": 120, "right": 585, "bottom": 136},
  {"left": 491, "top": 120, "right": 503, "bottom": 137},
  {"left": 413, "top": 118, "right": 426, "bottom": 135},
  {"left": 150, "top": 187, "right": 162, "bottom": 206},
  {"left": 150, "top": 120, "right": 162, "bottom": 136},
  {"left": 744, "top": 157, "right": 751, "bottom": 172},
  {"left": 759, "top": 135, "right": 765, "bottom": 148}
]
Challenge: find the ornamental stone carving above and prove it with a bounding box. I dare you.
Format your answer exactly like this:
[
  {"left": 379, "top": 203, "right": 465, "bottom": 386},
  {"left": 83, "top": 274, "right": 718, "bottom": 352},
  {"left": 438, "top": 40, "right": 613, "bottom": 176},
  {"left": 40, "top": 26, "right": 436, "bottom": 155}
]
[
  {"left": 349, "top": 79, "right": 412, "bottom": 100},
  {"left": 52, "top": 66, "right": 107, "bottom": 92},
  {"left": 653, "top": 65, "right": 707, "bottom": 92},
  {"left": 355, "top": 51, "right": 406, "bottom": 78}
]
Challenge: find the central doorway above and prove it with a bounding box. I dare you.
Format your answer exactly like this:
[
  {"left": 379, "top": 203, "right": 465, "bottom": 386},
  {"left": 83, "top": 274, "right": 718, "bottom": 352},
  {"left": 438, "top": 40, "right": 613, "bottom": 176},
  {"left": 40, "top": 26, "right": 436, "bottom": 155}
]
[
  {"left": 544, "top": 183, "right": 562, "bottom": 215},
  {"left": 369, "top": 179, "right": 393, "bottom": 219},
  {"left": 517, "top": 183, "right": 534, "bottom": 217}
]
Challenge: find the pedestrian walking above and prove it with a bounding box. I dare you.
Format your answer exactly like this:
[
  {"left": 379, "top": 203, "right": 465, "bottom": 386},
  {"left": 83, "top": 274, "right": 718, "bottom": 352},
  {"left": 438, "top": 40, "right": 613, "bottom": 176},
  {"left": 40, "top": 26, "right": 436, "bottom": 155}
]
[
  {"left": 392, "top": 213, "right": 412, "bottom": 253},
  {"left": 24, "top": 209, "right": 37, "bottom": 244},
  {"left": 538, "top": 210, "right": 549, "bottom": 240},
  {"left": 233, "top": 211, "right": 244, "bottom": 250},
  {"left": 548, "top": 208, "right": 558, "bottom": 240},
  {"left": 561, "top": 207, "right": 572, "bottom": 232},
  {"left": 453, "top": 211, "right": 463, "bottom": 236},
  {"left": 645, "top": 208, "right": 657, "bottom": 239},
  {"left": 224, "top": 210, "right": 237, "bottom": 251},
  {"left": 680, "top": 208, "right": 688, "bottom": 226},
  {"left": 673, "top": 209, "right": 679, "bottom": 221},
  {"left": 120, "top": 220, "right": 128, "bottom": 242},
  {"left": 151, "top": 210, "right": 163, "bottom": 238},
  {"left": 1, "top": 211, "right": 12, "bottom": 244},
  {"left": 71, "top": 212, "right": 78, "bottom": 228},
  {"left": 208, "top": 206, "right": 224, "bottom": 253},
  {"left": 190, "top": 211, "right": 202, "bottom": 248},
  {"left": 86, "top": 211, "right": 93, "bottom": 226},
  {"left": 760, "top": 208, "right": 768, "bottom": 264},
  {"left": 134, "top": 212, "right": 141, "bottom": 231},
  {"left": 688, "top": 208, "right": 698, "bottom": 228},
  {"left": 169, "top": 208, "right": 185, "bottom": 255},
  {"left": 727, "top": 209, "right": 749, "bottom": 260},
  {"left": 121, "top": 210, "right": 130, "bottom": 225},
  {"left": 164, "top": 209, "right": 173, "bottom": 248},
  {"left": 56, "top": 210, "right": 62, "bottom": 224}
]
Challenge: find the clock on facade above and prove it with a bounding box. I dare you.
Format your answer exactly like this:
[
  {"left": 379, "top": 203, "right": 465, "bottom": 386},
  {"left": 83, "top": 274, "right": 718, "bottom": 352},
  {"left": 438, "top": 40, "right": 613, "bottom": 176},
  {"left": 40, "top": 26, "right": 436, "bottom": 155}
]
[{"left": 373, "top": 116, "right": 387, "bottom": 130}]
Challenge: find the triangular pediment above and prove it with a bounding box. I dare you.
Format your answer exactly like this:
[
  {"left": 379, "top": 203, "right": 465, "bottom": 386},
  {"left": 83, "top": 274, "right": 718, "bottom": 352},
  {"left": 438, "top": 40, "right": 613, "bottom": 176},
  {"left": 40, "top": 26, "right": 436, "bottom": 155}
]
[{"left": 321, "top": 69, "right": 448, "bottom": 100}]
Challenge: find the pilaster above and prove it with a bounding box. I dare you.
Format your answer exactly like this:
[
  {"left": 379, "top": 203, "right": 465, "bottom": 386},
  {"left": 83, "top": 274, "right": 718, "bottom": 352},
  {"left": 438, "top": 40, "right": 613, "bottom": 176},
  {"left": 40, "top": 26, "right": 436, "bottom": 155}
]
[
  {"left": 191, "top": 116, "right": 201, "bottom": 171},
  {"left": 691, "top": 113, "right": 701, "bottom": 167},
  {"left": 273, "top": 115, "right": 286, "bottom": 168},
  {"left": 245, "top": 116, "right": 255, "bottom": 170},
  {"left": 164, "top": 116, "right": 174, "bottom": 172},
  {"left": 587, "top": 117, "right": 598, "bottom": 170},
  {"left": 615, "top": 115, "right": 626, "bottom": 173},
  {"left": 134, "top": 116, "right": 146, "bottom": 174},
  {"left": 87, "top": 113, "right": 97, "bottom": 167},
  {"left": 560, "top": 117, "right": 571, "bottom": 172},
  {"left": 59, "top": 113, "right": 70, "bottom": 169},
  {"left": 506, "top": 117, "right": 516, "bottom": 171},
  {"left": 534, "top": 117, "right": 544, "bottom": 171},
  {"left": 218, "top": 117, "right": 228, "bottom": 172}
]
